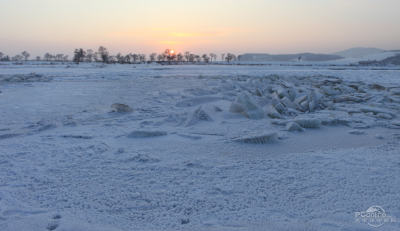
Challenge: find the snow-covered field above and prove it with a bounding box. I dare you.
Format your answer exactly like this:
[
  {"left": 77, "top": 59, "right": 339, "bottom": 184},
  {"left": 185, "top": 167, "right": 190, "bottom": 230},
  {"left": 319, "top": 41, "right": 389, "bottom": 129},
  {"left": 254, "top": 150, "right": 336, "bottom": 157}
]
[{"left": 1, "top": 63, "right": 400, "bottom": 231}]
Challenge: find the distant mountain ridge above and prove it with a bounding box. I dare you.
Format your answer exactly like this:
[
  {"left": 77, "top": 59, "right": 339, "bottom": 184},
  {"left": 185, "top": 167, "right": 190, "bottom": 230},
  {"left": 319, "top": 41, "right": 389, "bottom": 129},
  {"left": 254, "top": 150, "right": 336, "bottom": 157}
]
[
  {"left": 238, "top": 53, "right": 343, "bottom": 62},
  {"left": 359, "top": 54, "right": 400, "bottom": 66},
  {"left": 333, "top": 47, "right": 385, "bottom": 58},
  {"left": 238, "top": 47, "right": 394, "bottom": 62}
]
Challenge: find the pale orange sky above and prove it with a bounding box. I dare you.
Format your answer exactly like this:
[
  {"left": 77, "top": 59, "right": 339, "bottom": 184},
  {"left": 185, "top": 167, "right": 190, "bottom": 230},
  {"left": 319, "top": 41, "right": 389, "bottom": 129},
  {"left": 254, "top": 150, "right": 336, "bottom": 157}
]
[{"left": 0, "top": 0, "right": 399, "bottom": 56}]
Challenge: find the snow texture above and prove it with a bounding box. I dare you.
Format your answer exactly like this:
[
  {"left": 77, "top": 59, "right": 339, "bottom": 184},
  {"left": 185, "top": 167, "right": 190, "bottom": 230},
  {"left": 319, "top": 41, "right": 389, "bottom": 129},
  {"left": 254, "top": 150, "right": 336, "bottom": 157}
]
[{"left": 1, "top": 62, "right": 400, "bottom": 230}]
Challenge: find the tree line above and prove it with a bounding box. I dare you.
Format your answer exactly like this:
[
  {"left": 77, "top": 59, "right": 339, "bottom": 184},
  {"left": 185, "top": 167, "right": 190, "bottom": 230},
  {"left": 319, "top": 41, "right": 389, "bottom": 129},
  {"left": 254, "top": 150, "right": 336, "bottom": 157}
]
[
  {"left": 73, "top": 47, "right": 237, "bottom": 64},
  {"left": 0, "top": 51, "right": 68, "bottom": 62},
  {"left": 0, "top": 47, "right": 237, "bottom": 64}
]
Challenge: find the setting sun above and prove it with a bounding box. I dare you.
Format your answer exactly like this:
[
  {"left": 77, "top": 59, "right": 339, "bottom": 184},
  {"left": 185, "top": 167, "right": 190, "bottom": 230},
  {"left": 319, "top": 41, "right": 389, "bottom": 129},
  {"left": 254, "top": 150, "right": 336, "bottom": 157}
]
[{"left": 169, "top": 49, "right": 175, "bottom": 55}]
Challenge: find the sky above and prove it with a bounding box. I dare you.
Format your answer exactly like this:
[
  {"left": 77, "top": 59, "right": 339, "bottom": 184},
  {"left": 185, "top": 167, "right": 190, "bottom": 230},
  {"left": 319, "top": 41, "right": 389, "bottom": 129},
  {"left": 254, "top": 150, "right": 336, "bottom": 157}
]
[{"left": 0, "top": 0, "right": 399, "bottom": 56}]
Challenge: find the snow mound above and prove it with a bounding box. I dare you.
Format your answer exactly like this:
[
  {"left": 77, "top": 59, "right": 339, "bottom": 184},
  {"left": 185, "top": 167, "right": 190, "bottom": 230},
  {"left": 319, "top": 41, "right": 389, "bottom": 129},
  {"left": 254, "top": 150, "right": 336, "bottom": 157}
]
[
  {"left": 0, "top": 212, "right": 124, "bottom": 231},
  {"left": 0, "top": 73, "right": 52, "bottom": 83},
  {"left": 0, "top": 133, "right": 21, "bottom": 140},
  {"left": 111, "top": 103, "right": 133, "bottom": 113},
  {"left": 61, "top": 135, "right": 93, "bottom": 139},
  {"left": 127, "top": 130, "right": 167, "bottom": 138},
  {"left": 176, "top": 96, "right": 221, "bottom": 107},
  {"left": 123, "top": 153, "right": 160, "bottom": 163},
  {"left": 348, "top": 130, "right": 366, "bottom": 135}
]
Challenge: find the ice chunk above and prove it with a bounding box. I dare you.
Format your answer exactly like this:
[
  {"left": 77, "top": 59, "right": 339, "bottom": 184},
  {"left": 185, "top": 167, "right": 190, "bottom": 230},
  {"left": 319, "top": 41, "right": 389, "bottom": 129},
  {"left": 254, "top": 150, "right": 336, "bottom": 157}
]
[
  {"left": 229, "top": 94, "right": 264, "bottom": 119},
  {"left": 280, "top": 97, "right": 296, "bottom": 109},
  {"left": 390, "top": 120, "right": 400, "bottom": 129},
  {"left": 287, "top": 87, "right": 297, "bottom": 101},
  {"left": 286, "top": 122, "right": 304, "bottom": 132},
  {"left": 233, "top": 132, "right": 278, "bottom": 144},
  {"left": 321, "top": 118, "right": 350, "bottom": 126},
  {"left": 308, "top": 99, "right": 317, "bottom": 112},
  {"left": 333, "top": 95, "right": 364, "bottom": 103},
  {"left": 254, "top": 88, "right": 263, "bottom": 96},
  {"left": 320, "top": 86, "right": 341, "bottom": 96},
  {"left": 389, "top": 88, "right": 400, "bottom": 96},
  {"left": 360, "top": 106, "right": 394, "bottom": 117},
  {"left": 294, "top": 95, "right": 307, "bottom": 105},
  {"left": 376, "top": 113, "right": 393, "bottom": 120},
  {"left": 369, "top": 83, "right": 386, "bottom": 90},
  {"left": 186, "top": 106, "right": 213, "bottom": 126},
  {"left": 273, "top": 102, "right": 286, "bottom": 114},
  {"left": 266, "top": 105, "right": 282, "bottom": 119},
  {"left": 294, "top": 118, "right": 322, "bottom": 129},
  {"left": 276, "top": 87, "right": 289, "bottom": 99},
  {"left": 299, "top": 100, "right": 309, "bottom": 112}
]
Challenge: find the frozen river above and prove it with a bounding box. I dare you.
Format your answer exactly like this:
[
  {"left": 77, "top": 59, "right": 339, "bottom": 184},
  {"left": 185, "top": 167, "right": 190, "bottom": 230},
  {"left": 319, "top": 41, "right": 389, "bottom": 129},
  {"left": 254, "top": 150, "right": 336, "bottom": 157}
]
[{"left": 1, "top": 63, "right": 400, "bottom": 231}]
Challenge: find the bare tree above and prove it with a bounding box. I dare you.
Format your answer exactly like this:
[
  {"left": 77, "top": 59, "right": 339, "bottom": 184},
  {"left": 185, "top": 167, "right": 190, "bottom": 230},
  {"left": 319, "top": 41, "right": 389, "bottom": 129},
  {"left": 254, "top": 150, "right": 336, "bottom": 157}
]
[
  {"left": 139, "top": 54, "right": 146, "bottom": 63},
  {"left": 55, "top": 54, "right": 64, "bottom": 62},
  {"left": 12, "top": 55, "right": 23, "bottom": 62},
  {"left": 202, "top": 54, "right": 210, "bottom": 63},
  {"left": 124, "top": 54, "right": 131, "bottom": 64},
  {"left": 149, "top": 53, "right": 157, "bottom": 62},
  {"left": 86, "top": 49, "right": 94, "bottom": 62},
  {"left": 177, "top": 53, "right": 184, "bottom": 62},
  {"left": 225, "top": 53, "right": 236, "bottom": 63},
  {"left": 44, "top": 53, "right": 52, "bottom": 61},
  {"left": 184, "top": 52, "right": 191, "bottom": 62},
  {"left": 131, "top": 53, "right": 139, "bottom": 63},
  {"left": 0, "top": 54, "right": 10, "bottom": 62},
  {"left": 164, "top": 49, "right": 176, "bottom": 62},
  {"left": 93, "top": 52, "right": 100, "bottom": 62},
  {"left": 157, "top": 54, "right": 164, "bottom": 62},
  {"left": 194, "top": 55, "right": 201, "bottom": 63},
  {"left": 98, "top": 46, "right": 109, "bottom": 63},
  {"left": 116, "top": 53, "right": 124, "bottom": 64},
  {"left": 221, "top": 53, "right": 226, "bottom": 62},
  {"left": 108, "top": 55, "right": 116, "bottom": 63},
  {"left": 21, "top": 51, "right": 30, "bottom": 61},
  {"left": 209, "top": 53, "right": 217, "bottom": 63},
  {"left": 189, "top": 53, "right": 195, "bottom": 62},
  {"left": 36, "top": 56, "right": 41, "bottom": 61},
  {"left": 73, "top": 48, "right": 86, "bottom": 64}
]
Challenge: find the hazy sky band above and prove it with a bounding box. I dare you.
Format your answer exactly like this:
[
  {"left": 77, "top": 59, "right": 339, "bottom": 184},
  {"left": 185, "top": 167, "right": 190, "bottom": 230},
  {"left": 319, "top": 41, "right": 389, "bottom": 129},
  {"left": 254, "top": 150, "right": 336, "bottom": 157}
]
[{"left": 1, "top": 0, "right": 399, "bottom": 56}]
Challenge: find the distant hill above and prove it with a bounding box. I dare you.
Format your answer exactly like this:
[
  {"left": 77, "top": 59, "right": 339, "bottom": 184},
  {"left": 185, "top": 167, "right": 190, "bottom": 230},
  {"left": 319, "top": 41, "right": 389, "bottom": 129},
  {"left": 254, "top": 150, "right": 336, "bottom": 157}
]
[
  {"left": 333, "top": 47, "right": 385, "bottom": 58},
  {"left": 238, "top": 53, "right": 343, "bottom": 62},
  {"left": 359, "top": 54, "right": 400, "bottom": 66}
]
